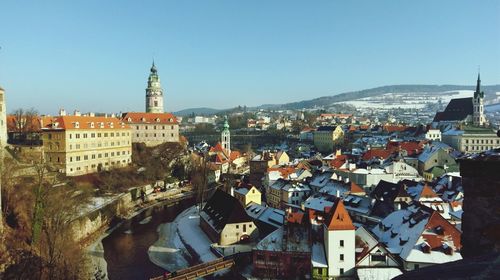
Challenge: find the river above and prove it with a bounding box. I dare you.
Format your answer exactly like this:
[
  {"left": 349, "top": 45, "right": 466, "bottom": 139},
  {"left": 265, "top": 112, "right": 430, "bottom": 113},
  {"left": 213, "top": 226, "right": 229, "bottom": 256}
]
[{"left": 102, "top": 198, "right": 196, "bottom": 280}]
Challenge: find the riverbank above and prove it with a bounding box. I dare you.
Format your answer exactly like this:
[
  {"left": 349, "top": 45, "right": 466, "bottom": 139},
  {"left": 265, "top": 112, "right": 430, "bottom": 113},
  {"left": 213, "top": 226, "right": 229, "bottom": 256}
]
[
  {"left": 84, "top": 188, "right": 195, "bottom": 279},
  {"left": 147, "top": 205, "right": 222, "bottom": 277}
]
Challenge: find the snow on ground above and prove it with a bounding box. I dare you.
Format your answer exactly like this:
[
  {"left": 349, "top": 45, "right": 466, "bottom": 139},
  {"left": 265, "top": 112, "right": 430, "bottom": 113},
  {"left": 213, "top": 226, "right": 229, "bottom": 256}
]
[
  {"left": 176, "top": 206, "right": 218, "bottom": 262},
  {"left": 357, "top": 267, "right": 402, "bottom": 280},
  {"left": 148, "top": 222, "right": 189, "bottom": 272},
  {"left": 86, "top": 234, "right": 110, "bottom": 280},
  {"left": 335, "top": 90, "right": 474, "bottom": 110},
  {"left": 148, "top": 205, "right": 218, "bottom": 272}
]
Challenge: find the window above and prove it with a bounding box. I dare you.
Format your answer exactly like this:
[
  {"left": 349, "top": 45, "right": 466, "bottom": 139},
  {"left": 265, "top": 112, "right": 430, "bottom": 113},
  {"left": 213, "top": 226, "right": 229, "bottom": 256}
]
[
  {"left": 340, "top": 268, "right": 344, "bottom": 275},
  {"left": 371, "top": 255, "right": 386, "bottom": 262},
  {"left": 340, "top": 254, "right": 344, "bottom": 261},
  {"left": 414, "top": 264, "right": 420, "bottom": 270},
  {"left": 236, "top": 225, "right": 239, "bottom": 229},
  {"left": 340, "top": 240, "right": 344, "bottom": 247}
]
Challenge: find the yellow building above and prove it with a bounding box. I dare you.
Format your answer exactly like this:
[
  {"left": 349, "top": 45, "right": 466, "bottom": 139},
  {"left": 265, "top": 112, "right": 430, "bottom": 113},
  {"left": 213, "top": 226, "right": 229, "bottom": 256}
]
[
  {"left": 41, "top": 115, "right": 132, "bottom": 176},
  {"left": 313, "top": 126, "right": 344, "bottom": 153},
  {"left": 233, "top": 185, "right": 261, "bottom": 206}
]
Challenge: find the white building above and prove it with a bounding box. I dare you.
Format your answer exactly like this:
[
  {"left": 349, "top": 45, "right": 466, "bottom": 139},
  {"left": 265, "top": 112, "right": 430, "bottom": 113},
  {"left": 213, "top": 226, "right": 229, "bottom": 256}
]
[
  {"left": 323, "top": 199, "right": 356, "bottom": 277},
  {"left": 425, "top": 129, "right": 442, "bottom": 141}
]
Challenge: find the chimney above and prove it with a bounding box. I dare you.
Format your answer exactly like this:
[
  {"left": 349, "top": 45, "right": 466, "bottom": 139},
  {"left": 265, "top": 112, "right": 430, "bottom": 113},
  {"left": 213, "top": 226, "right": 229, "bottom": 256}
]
[
  {"left": 448, "top": 176, "right": 453, "bottom": 190},
  {"left": 74, "top": 110, "right": 81, "bottom": 116},
  {"left": 336, "top": 190, "right": 340, "bottom": 198},
  {"left": 111, "top": 113, "right": 116, "bottom": 118},
  {"left": 59, "top": 108, "right": 66, "bottom": 116},
  {"left": 89, "top": 112, "right": 95, "bottom": 117}
]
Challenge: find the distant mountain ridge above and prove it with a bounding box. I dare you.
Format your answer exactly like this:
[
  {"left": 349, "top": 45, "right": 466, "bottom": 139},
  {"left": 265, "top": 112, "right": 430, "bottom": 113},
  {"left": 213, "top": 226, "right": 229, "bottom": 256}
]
[
  {"left": 175, "top": 84, "right": 500, "bottom": 114},
  {"left": 174, "top": 107, "right": 222, "bottom": 116}
]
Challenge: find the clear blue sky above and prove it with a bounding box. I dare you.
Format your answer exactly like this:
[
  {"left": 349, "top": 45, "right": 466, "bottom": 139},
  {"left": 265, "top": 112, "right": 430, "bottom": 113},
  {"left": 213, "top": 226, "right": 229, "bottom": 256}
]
[{"left": 1, "top": 0, "right": 499, "bottom": 114}]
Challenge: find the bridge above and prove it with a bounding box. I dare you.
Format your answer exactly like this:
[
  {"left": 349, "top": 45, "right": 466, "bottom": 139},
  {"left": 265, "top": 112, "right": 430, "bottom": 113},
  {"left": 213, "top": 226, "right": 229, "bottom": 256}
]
[{"left": 150, "top": 257, "right": 235, "bottom": 280}]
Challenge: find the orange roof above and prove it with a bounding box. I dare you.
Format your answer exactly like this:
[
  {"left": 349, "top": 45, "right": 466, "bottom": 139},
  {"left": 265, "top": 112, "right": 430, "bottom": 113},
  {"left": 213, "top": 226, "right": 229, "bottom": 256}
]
[
  {"left": 7, "top": 115, "right": 43, "bottom": 132},
  {"left": 229, "top": 151, "right": 241, "bottom": 161},
  {"left": 362, "top": 149, "right": 392, "bottom": 161},
  {"left": 209, "top": 142, "right": 225, "bottom": 153},
  {"left": 350, "top": 182, "right": 365, "bottom": 194},
  {"left": 122, "top": 112, "right": 178, "bottom": 124},
  {"left": 42, "top": 116, "right": 130, "bottom": 130},
  {"left": 287, "top": 211, "right": 305, "bottom": 224},
  {"left": 424, "top": 212, "right": 461, "bottom": 250},
  {"left": 268, "top": 166, "right": 296, "bottom": 178},
  {"left": 420, "top": 185, "right": 439, "bottom": 199},
  {"left": 326, "top": 199, "right": 355, "bottom": 231},
  {"left": 383, "top": 124, "right": 408, "bottom": 132}
]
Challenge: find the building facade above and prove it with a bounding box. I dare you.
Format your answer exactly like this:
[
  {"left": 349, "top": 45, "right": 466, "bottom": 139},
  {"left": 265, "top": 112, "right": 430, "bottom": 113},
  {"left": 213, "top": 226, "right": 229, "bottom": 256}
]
[
  {"left": 41, "top": 115, "right": 132, "bottom": 176},
  {"left": 313, "top": 126, "right": 344, "bottom": 153},
  {"left": 145, "top": 62, "right": 164, "bottom": 113},
  {"left": 122, "top": 112, "right": 179, "bottom": 146},
  {"left": 442, "top": 127, "right": 500, "bottom": 153}
]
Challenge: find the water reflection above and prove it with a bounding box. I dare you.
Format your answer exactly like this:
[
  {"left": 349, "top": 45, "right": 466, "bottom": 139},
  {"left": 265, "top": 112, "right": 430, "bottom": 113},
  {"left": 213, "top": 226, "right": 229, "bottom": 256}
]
[{"left": 102, "top": 199, "right": 195, "bottom": 280}]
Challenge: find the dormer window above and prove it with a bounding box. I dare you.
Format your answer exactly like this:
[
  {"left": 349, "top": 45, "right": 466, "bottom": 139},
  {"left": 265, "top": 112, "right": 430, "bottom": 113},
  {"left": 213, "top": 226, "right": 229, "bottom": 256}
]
[
  {"left": 421, "top": 243, "right": 431, "bottom": 253},
  {"left": 141, "top": 117, "right": 146, "bottom": 122},
  {"left": 156, "top": 118, "right": 160, "bottom": 122},
  {"left": 109, "top": 122, "right": 114, "bottom": 128},
  {"left": 169, "top": 118, "right": 173, "bottom": 122},
  {"left": 90, "top": 122, "right": 95, "bottom": 128},
  {"left": 74, "top": 122, "right": 80, "bottom": 128},
  {"left": 127, "top": 117, "right": 132, "bottom": 122},
  {"left": 100, "top": 122, "right": 104, "bottom": 128}
]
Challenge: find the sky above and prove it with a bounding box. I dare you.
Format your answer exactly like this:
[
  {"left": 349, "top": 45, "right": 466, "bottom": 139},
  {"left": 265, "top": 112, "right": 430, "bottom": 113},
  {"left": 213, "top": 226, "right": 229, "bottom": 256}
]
[{"left": 1, "top": 0, "right": 499, "bottom": 114}]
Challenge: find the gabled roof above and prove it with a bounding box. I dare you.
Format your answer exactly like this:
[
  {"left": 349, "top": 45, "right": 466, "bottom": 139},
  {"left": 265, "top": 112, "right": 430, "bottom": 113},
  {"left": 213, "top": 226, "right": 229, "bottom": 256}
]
[
  {"left": 433, "top": 97, "right": 473, "bottom": 122},
  {"left": 350, "top": 182, "right": 365, "bottom": 194},
  {"left": 201, "top": 189, "right": 253, "bottom": 231},
  {"left": 325, "top": 199, "right": 355, "bottom": 231},
  {"left": 420, "top": 185, "right": 440, "bottom": 199}
]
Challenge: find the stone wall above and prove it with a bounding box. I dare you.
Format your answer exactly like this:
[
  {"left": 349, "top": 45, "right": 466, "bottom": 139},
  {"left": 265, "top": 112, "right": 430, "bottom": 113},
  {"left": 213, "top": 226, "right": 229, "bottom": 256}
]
[{"left": 460, "top": 155, "right": 500, "bottom": 258}]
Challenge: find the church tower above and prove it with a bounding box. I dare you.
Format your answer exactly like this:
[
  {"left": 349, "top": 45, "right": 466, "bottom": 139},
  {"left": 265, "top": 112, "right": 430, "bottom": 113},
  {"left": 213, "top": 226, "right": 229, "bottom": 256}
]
[
  {"left": 145, "top": 61, "right": 164, "bottom": 113},
  {"left": 221, "top": 116, "right": 231, "bottom": 154},
  {"left": 472, "top": 72, "right": 485, "bottom": 127}
]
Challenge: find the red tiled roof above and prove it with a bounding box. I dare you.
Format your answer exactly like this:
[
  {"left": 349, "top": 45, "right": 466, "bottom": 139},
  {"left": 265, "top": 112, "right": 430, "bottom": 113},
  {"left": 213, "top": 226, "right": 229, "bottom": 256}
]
[
  {"left": 383, "top": 124, "right": 408, "bottom": 132},
  {"left": 268, "top": 166, "right": 296, "bottom": 179},
  {"left": 350, "top": 182, "right": 365, "bottom": 194},
  {"left": 230, "top": 151, "right": 241, "bottom": 161},
  {"left": 362, "top": 149, "right": 392, "bottom": 161},
  {"left": 420, "top": 185, "right": 439, "bottom": 199},
  {"left": 424, "top": 212, "right": 462, "bottom": 251},
  {"left": 122, "top": 112, "right": 178, "bottom": 124},
  {"left": 326, "top": 199, "right": 355, "bottom": 231},
  {"left": 42, "top": 116, "right": 130, "bottom": 130},
  {"left": 387, "top": 141, "right": 425, "bottom": 156},
  {"left": 287, "top": 211, "right": 305, "bottom": 224}
]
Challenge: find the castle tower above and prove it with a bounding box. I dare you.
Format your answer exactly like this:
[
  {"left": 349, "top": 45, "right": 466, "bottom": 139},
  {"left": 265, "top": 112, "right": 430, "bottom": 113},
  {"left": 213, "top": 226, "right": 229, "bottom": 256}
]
[
  {"left": 472, "top": 72, "right": 485, "bottom": 127},
  {"left": 221, "top": 116, "right": 231, "bottom": 154},
  {"left": 324, "top": 199, "right": 356, "bottom": 277},
  {"left": 145, "top": 61, "right": 164, "bottom": 113}
]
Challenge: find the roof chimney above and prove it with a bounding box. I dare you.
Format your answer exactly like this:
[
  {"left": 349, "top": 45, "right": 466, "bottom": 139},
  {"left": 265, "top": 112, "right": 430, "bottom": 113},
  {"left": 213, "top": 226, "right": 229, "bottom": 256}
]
[
  {"left": 74, "top": 110, "right": 81, "bottom": 116},
  {"left": 89, "top": 112, "right": 95, "bottom": 117},
  {"left": 59, "top": 108, "right": 66, "bottom": 116}
]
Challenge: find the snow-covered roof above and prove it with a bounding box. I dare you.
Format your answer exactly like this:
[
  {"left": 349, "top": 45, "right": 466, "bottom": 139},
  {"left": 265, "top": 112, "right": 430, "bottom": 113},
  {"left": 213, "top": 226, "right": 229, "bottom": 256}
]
[
  {"left": 304, "top": 193, "right": 336, "bottom": 212},
  {"left": 371, "top": 204, "right": 462, "bottom": 264},
  {"left": 311, "top": 242, "right": 328, "bottom": 268},
  {"left": 245, "top": 203, "right": 284, "bottom": 228}
]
